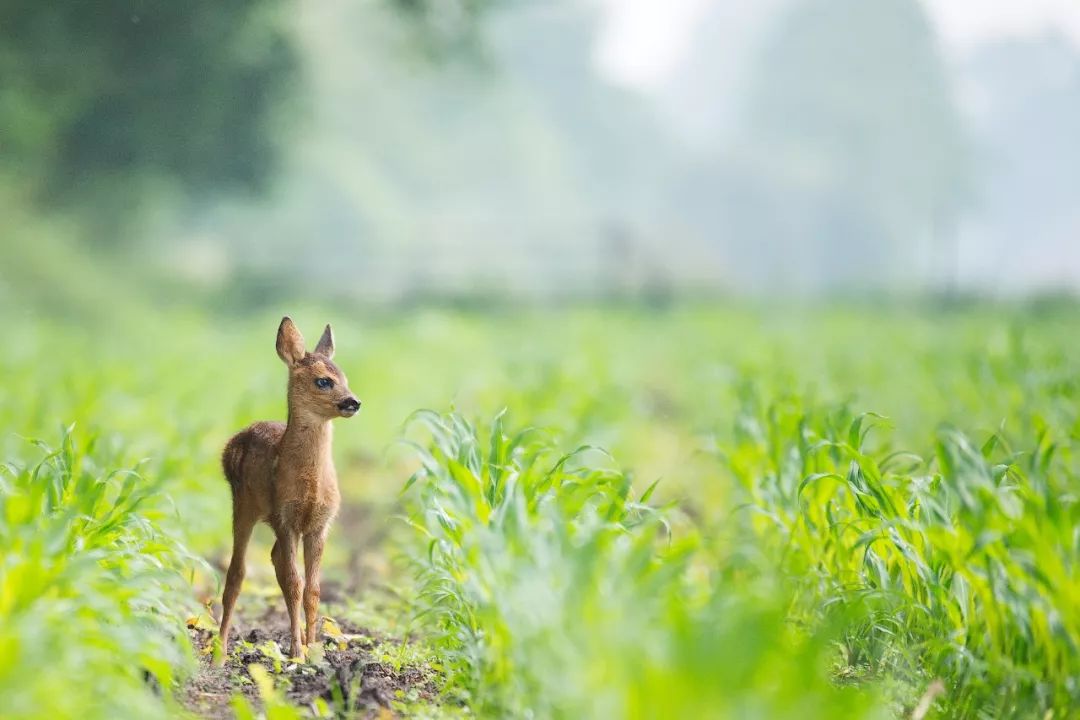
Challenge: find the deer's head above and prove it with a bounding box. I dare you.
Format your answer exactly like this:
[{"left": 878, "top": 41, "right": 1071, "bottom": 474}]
[{"left": 276, "top": 317, "right": 361, "bottom": 420}]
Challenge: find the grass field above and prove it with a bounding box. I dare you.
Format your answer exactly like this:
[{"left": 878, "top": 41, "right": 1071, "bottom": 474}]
[{"left": 1, "top": 302, "right": 1077, "bottom": 718}]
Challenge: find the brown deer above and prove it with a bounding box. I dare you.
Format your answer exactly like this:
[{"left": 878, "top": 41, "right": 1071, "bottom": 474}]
[{"left": 217, "top": 317, "right": 360, "bottom": 661}]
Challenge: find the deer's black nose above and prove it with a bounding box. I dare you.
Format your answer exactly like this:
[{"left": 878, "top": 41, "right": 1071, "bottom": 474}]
[{"left": 338, "top": 397, "right": 360, "bottom": 413}]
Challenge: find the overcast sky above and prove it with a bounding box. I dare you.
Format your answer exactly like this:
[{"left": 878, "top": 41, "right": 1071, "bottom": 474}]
[{"left": 595, "top": 0, "right": 1080, "bottom": 90}]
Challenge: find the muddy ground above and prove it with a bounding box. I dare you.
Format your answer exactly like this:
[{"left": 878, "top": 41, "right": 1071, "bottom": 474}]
[
  {"left": 180, "top": 499, "right": 444, "bottom": 719},
  {"left": 180, "top": 597, "right": 440, "bottom": 718}
]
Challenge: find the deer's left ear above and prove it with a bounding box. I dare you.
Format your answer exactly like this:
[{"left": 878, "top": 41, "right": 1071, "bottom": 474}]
[{"left": 314, "top": 324, "right": 335, "bottom": 359}]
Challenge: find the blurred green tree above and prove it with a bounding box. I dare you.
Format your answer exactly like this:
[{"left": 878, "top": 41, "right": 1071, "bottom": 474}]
[
  {"left": 0, "top": 0, "right": 298, "bottom": 223},
  {"left": 0, "top": 0, "right": 504, "bottom": 244},
  {"left": 731, "top": 0, "right": 970, "bottom": 292},
  {"left": 388, "top": 0, "right": 497, "bottom": 59}
]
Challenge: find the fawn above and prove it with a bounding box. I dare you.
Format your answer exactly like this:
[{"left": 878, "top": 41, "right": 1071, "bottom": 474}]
[{"left": 217, "top": 317, "right": 361, "bottom": 661}]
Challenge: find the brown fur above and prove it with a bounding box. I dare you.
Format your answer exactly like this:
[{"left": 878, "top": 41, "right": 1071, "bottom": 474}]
[{"left": 218, "top": 317, "right": 360, "bottom": 661}]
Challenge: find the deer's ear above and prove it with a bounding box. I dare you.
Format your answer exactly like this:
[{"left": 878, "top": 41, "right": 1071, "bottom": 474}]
[
  {"left": 276, "top": 316, "right": 306, "bottom": 366},
  {"left": 314, "top": 324, "right": 335, "bottom": 359}
]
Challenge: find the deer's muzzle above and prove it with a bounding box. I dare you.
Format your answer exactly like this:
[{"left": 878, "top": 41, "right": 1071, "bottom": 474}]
[{"left": 338, "top": 397, "right": 361, "bottom": 416}]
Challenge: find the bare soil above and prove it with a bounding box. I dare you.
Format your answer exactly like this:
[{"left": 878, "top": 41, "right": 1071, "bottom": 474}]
[
  {"left": 180, "top": 606, "right": 439, "bottom": 719},
  {"left": 179, "top": 495, "right": 435, "bottom": 718}
]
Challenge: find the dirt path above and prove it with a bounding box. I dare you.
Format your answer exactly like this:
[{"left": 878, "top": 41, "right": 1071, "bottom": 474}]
[
  {"left": 180, "top": 598, "right": 439, "bottom": 718},
  {"left": 180, "top": 499, "right": 441, "bottom": 719}
]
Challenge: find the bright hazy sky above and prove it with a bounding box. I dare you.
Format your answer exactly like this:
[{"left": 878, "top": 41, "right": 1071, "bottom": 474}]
[{"left": 595, "top": 0, "right": 1080, "bottom": 90}]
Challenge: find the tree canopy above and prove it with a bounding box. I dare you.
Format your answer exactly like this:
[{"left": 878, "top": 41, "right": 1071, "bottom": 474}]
[{"left": 1, "top": 0, "right": 296, "bottom": 208}]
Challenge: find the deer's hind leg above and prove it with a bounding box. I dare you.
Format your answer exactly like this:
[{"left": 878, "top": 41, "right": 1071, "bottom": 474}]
[{"left": 218, "top": 510, "right": 256, "bottom": 662}]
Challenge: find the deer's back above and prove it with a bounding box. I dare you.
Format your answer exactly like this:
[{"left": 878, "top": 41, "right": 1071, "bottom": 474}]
[{"left": 222, "top": 421, "right": 285, "bottom": 522}]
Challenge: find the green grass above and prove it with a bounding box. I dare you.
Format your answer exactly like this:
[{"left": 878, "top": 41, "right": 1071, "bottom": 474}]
[{"left": 0, "top": 302, "right": 1077, "bottom": 717}]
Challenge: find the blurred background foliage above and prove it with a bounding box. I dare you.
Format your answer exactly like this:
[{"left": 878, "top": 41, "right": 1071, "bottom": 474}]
[
  {"left": 0, "top": 0, "right": 295, "bottom": 228},
  {"left": 2, "top": 0, "right": 1078, "bottom": 311}
]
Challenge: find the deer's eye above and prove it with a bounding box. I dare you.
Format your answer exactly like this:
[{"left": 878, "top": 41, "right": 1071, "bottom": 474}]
[{"left": 315, "top": 377, "right": 334, "bottom": 390}]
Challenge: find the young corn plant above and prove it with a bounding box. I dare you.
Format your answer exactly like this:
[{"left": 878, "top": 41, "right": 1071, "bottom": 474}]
[
  {"left": 400, "top": 409, "right": 881, "bottom": 719},
  {"left": 0, "top": 426, "right": 202, "bottom": 719},
  {"left": 725, "top": 391, "right": 1080, "bottom": 718}
]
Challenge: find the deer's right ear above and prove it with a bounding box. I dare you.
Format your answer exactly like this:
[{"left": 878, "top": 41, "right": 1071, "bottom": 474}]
[{"left": 276, "top": 316, "right": 307, "bottom": 366}]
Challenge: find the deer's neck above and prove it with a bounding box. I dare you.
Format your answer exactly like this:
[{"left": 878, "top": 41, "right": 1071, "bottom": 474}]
[{"left": 281, "top": 410, "right": 334, "bottom": 473}]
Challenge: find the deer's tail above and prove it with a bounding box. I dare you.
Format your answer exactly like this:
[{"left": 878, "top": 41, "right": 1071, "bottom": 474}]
[{"left": 221, "top": 431, "right": 250, "bottom": 492}]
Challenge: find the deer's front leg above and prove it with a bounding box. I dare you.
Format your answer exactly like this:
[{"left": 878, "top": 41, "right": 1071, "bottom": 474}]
[
  {"left": 271, "top": 531, "right": 305, "bottom": 659},
  {"left": 303, "top": 530, "right": 327, "bottom": 646}
]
